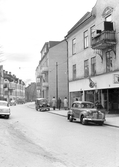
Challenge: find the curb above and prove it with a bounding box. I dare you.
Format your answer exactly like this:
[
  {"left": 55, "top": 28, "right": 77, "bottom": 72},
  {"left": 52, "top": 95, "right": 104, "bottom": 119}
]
[
  {"left": 27, "top": 105, "right": 119, "bottom": 128},
  {"left": 49, "top": 111, "right": 119, "bottom": 128}
]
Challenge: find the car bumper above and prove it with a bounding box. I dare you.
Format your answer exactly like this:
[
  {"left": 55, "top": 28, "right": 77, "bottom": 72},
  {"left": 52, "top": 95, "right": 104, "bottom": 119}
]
[
  {"left": 84, "top": 118, "right": 105, "bottom": 122},
  {"left": 0, "top": 113, "right": 10, "bottom": 116}
]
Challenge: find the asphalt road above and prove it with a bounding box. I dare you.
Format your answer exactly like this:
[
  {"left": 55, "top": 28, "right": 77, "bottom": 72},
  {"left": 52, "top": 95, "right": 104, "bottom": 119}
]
[{"left": 0, "top": 104, "right": 119, "bottom": 167}]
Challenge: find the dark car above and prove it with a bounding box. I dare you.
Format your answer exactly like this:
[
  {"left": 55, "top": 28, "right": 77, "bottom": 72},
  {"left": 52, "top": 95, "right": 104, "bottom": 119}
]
[
  {"left": 16, "top": 99, "right": 25, "bottom": 104},
  {"left": 35, "top": 98, "right": 50, "bottom": 111},
  {"left": 67, "top": 101, "right": 106, "bottom": 125}
]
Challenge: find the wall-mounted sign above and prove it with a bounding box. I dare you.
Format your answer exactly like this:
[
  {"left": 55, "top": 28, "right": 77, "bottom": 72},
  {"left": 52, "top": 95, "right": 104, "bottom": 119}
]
[
  {"left": 102, "top": 6, "right": 113, "bottom": 18},
  {"left": 114, "top": 74, "right": 119, "bottom": 84}
]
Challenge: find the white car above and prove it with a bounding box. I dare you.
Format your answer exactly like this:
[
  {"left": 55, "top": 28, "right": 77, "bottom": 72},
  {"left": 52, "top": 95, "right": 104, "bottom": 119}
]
[{"left": 0, "top": 100, "right": 11, "bottom": 119}]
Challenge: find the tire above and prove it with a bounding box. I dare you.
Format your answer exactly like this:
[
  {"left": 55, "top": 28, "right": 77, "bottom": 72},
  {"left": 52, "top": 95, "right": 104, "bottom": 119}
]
[
  {"left": 5, "top": 115, "right": 9, "bottom": 119},
  {"left": 69, "top": 115, "right": 73, "bottom": 122},
  {"left": 81, "top": 115, "right": 86, "bottom": 125},
  {"left": 98, "top": 121, "right": 104, "bottom": 126}
]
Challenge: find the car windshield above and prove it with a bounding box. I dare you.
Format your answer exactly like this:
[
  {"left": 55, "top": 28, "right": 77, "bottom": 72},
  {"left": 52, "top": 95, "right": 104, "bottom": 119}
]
[
  {"left": 0, "top": 101, "right": 7, "bottom": 106},
  {"left": 37, "top": 99, "right": 48, "bottom": 104},
  {"left": 81, "top": 103, "right": 94, "bottom": 108}
]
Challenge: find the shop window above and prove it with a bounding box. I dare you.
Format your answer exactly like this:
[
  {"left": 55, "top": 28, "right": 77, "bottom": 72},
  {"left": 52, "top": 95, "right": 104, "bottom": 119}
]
[
  {"left": 91, "top": 57, "right": 96, "bottom": 76},
  {"left": 72, "top": 38, "right": 76, "bottom": 55},
  {"left": 84, "top": 30, "right": 88, "bottom": 49},
  {"left": 106, "top": 51, "right": 113, "bottom": 72},
  {"left": 73, "top": 64, "right": 76, "bottom": 80},
  {"left": 84, "top": 60, "right": 89, "bottom": 77}
]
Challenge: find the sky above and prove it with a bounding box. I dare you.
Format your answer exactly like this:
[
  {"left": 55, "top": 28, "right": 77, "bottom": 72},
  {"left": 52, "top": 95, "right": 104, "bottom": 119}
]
[{"left": 0, "top": 0, "right": 97, "bottom": 86}]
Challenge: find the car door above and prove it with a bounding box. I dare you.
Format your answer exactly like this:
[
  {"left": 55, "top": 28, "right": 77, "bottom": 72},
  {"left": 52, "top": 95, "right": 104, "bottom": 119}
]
[{"left": 72, "top": 102, "right": 80, "bottom": 119}]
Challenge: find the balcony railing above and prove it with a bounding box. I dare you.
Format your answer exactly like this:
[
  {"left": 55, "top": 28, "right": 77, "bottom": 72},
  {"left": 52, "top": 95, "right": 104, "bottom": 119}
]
[
  {"left": 42, "top": 82, "right": 49, "bottom": 87},
  {"left": 37, "top": 86, "right": 41, "bottom": 90},
  {"left": 91, "top": 31, "right": 116, "bottom": 50},
  {"left": 37, "top": 72, "right": 42, "bottom": 78},
  {"left": 41, "top": 67, "right": 48, "bottom": 74}
]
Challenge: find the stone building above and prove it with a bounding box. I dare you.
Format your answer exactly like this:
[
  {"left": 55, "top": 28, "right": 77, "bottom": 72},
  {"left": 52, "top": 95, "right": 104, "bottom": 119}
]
[
  {"left": 66, "top": 0, "right": 119, "bottom": 113},
  {"left": 0, "top": 65, "right": 25, "bottom": 102}
]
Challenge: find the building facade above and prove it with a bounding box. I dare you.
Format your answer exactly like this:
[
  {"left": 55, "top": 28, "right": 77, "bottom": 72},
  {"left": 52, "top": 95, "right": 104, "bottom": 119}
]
[
  {"left": 25, "top": 82, "right": 36, "bottom": 102},
  {"left": 0, "top": 65, "right": 25, "bottom": 102},
  {"left": 36, "top": 40, "right": 68, "bottom": 107},
  {"left": 66, "top": 0, "right": 119, "bottom": 113}
]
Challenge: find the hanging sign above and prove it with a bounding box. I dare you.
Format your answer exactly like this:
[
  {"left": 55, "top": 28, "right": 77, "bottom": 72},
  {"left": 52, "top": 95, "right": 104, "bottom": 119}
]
[{"left": 114, "top": 74, "right": 119, "bottom": 84}]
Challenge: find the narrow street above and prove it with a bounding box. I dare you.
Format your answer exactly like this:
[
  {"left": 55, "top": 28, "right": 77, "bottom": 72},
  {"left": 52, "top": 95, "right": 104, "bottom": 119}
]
[{"left": 0, "top": 104, "right": 119, "bottom": 167}]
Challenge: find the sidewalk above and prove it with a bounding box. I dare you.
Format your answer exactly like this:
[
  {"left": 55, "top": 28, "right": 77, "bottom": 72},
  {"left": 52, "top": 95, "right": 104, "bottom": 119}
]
[{"left": 27, "top": 102, "right": 119, "bottom": 128}]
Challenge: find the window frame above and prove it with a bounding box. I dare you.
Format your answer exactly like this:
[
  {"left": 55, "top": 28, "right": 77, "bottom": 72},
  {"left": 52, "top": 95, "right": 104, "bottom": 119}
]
[
  {"left": 106, "top": 50, "right": 113, "bottom": 72},
  {"left": 90, "top": 25, "right": 95, "bottom": 45},
  {"left": 72, "top": 38, "right": 76, "bottom": 55},
  {"left": 84, "top": 30, "right": 89, "bottom": 49},
  {"left": 84, "top": 59, "right": 89, "bottom": 78},
  {"left": 73, "top": 64, "right": 76, "bottom": 80},
  {"left": 91, "top": 57, "right": 96, "bottom": 76}
]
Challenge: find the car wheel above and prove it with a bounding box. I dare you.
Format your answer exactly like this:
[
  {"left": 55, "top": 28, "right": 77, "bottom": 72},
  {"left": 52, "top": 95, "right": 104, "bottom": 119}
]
[
  {"left": 5, "top": 115, "right": 9, "bottom": 119},
  {"left": 69, "top": 115, "right": 73, "bottom": 122},
  {"left": 81, "top": 115, "right": 86, "bottom": 125},
  {"left": 98, "top": 121, "right": 104, "bottom": 126}
]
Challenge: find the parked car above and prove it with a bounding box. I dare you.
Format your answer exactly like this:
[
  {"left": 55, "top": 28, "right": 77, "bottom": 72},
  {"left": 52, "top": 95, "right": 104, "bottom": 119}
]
[
  {"left": 35, "top": 98, "right": 50, "bottom": 111},
  {"left": 16, "top": 99, "right": 25, "bottom": 104},
  {"left": 0, "top": 100, "right": 11, "bottom": 119},
  {"left": 10, "top": 99, "right": 16, "bottom": 106},
  {"left": 67, "top": 101, "right": 106, "bottom": 125}
]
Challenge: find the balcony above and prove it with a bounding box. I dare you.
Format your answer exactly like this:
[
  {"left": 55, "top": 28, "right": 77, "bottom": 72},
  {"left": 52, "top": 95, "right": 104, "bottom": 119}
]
[
  {"left": 41, "top": 67, "right": 48, "bottom": 74},
  {"left": 37, "top": 86, "right": 41, "bottom": 90},
  {"left": 37, "top": 72, "right": 42, "bottom": 78},
  {"left": 42, "top": 82, "right": 49, "bottom": 88},
  {"left": 91, "top": 31, "right": 116, "bottom": 50},
  {"left": 36, "top": 82, "right": 41, "bottom": 87}
]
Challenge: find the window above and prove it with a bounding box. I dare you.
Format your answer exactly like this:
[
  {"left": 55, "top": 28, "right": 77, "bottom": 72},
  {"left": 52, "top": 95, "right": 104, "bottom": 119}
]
[
  {"left": 91, "top": 25, "right": 95, "bottom": 38},
  {"left": 84, "top": 30, "right": 88, "bottom": 49},
  {"left": 72, "top": 38, "right": 76, "bottom": 55},
  {"left": 105, "top": 14, "right": 112, "bottom": 22},
  {"left": 73, "top": 64, "right": 76, "bottom": 80},
  {"left": 106, "top": 51, "right": 113, "bottom": 72},
  {"left": 91, "top": 57, "right": 96, "bottom": 76},
  {"left": 84, "top": 60, "right": 89, "bottom": 77}
]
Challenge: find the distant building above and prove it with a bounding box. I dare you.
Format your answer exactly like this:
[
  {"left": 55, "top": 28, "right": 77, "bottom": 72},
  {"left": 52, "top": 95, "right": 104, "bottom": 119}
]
[
  {"left": 0, "top": 65, "right": 25, "bottom": 102},
  {"left": 66, "top": 0, "right": 119, "bottom": 113},
  {"left": 36, "top": 40, "right": 68, "bottom": 107},
  {"left": 25, "top": 82, "right": 36, "bottom": 102}
]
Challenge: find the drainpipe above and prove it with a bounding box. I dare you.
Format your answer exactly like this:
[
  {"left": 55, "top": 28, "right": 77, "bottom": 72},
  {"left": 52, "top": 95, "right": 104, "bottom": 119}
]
[{"left": 65, "top": 37, "right": 69, "bottom": 109}]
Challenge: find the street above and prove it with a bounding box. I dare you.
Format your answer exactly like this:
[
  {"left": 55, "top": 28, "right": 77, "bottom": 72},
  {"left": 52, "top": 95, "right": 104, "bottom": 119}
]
[{"left": 0, "top": 104, "right": 119, "bottom": 167}]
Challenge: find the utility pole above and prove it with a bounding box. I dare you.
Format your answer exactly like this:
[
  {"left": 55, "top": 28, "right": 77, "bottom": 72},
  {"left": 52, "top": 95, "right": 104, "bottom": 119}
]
[{"left": 56, "top": 62, "right": 58, "bottom": 108}]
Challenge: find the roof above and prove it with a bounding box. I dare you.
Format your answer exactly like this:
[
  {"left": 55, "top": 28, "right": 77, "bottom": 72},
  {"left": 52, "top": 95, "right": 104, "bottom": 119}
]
[{"left": 66, "top": 11, "right": 94, "bottom": 38}]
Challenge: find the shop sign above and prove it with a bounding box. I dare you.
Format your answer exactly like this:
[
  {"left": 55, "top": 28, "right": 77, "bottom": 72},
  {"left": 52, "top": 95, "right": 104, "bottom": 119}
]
[{"left": 114, "top": 74, "right": 119, "bottom": 83}]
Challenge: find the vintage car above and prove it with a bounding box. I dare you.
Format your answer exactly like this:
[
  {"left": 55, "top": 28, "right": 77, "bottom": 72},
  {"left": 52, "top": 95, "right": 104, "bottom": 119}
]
[
  {"left": 35, "top": 98, "right": 50, "bottom": 111},
  {"left": 67, "top": 101, "right": 106, "bottom": 125},
  {"left": 10, "top": 99, "right": 16, "bottom": 106},
  {"left": 0, "top": 100, "right": 11, "bottom": 119}
]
